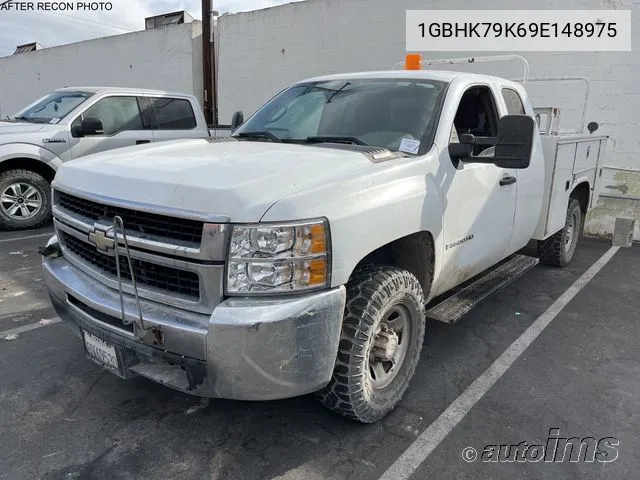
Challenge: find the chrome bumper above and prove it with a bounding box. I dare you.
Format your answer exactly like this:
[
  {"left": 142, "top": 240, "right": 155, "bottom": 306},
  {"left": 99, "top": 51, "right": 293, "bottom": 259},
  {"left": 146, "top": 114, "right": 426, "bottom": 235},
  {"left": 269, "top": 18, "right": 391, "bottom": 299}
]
[{"left": 43, "top": 243, "right": 346, "bottom": 401}]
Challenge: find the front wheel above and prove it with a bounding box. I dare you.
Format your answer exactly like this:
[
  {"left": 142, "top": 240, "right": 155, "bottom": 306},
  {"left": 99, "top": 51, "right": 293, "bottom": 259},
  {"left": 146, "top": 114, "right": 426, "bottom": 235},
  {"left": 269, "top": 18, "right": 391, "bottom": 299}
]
[
  {"left": 538, "top": 196, "right": 583, "bottom": 267},
  {"left": 0, "top": 169, "right": 52, "bottom": 230},
  {"left": 317, "top": 266, "right": 426, "bottom": 423}
]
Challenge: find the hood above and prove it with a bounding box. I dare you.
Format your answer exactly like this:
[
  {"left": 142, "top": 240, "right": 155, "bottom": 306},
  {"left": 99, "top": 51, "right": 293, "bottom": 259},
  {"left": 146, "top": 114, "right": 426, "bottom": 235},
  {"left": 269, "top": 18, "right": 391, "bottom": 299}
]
[
  {"left": 0, "top": 122, "right": 47, "bottom": 135},
  {"left": 54, "top": 138, "right": 379, "bottom": 222}
]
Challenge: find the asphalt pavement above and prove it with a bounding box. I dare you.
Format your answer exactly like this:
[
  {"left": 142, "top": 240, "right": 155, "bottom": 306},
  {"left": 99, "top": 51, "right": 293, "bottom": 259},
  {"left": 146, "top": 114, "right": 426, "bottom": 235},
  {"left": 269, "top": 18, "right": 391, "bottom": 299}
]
[{"left": 0, "top": 228, "right": 638, "bottom": 480}]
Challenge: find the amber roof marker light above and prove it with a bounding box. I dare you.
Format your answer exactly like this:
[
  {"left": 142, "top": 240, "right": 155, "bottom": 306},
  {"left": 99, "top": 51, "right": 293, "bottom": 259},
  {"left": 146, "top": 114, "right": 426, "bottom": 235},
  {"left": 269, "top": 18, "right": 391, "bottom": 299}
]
[{"left": 404, "top": 53, "right": 423, "bottom": 70}]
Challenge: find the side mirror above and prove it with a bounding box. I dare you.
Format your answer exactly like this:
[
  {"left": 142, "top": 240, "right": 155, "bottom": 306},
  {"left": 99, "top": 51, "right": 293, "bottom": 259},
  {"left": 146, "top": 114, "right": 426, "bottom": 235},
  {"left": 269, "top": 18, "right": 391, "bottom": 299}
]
[
  {"left": 448, "top": 142, "right": 472, "bottom": 159},
  {"left": 230, "top": 111, "right": 244, "bottom": 132},
  {"left": 492, "top": 115, "right": 535, "bottom": 169},
  {"left": 587, "top": 121, "right": 599, "bottom": 134},
  {"left": 73, "top": 117, "right": 103, "bottom": 137},
  {"left": 448, "top": 132, "right": 474, "bottom": 158}
]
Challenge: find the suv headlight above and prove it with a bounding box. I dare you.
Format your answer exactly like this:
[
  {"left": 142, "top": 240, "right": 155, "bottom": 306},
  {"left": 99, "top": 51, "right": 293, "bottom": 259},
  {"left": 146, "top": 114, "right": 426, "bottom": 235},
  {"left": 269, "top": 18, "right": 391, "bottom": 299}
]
[{"left": 225, "top": 219, "right": 330, "bottom": 294}]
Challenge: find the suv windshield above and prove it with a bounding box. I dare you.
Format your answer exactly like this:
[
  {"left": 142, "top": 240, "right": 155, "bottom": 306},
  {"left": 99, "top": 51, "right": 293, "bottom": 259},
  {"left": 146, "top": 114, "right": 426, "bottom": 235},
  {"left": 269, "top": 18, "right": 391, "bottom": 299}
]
[
  {"left": 234, "top": 78, "right": 446, "bottom": 152},
  {"left": 13, "top": 91, "right": 93, "bottom": 124}
]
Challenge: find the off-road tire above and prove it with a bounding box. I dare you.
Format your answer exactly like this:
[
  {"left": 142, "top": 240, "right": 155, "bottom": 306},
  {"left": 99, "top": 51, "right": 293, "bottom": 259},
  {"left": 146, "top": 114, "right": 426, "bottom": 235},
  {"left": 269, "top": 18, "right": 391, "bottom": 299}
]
[
  {"left": 317, "top": 265, "right": 427, "bottom": 423},
  {"left": 538, "top": 197, "right": 583, "bottom": 267},
  {"left": 0, "top": 169, "right": 51, "bottom": 230}
]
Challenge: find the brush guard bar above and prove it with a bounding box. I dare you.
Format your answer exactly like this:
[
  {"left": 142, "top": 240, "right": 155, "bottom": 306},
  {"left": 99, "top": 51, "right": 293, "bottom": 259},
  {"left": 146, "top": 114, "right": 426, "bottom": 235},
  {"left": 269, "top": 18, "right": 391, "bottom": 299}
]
[{"left": 112, "top": 215, "right": 149, "bottom": 331}]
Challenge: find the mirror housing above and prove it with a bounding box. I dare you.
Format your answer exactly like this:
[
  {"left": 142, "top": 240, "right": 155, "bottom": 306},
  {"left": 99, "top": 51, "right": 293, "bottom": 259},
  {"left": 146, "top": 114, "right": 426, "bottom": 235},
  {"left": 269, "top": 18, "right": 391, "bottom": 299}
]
[
  {"left": 448, "top": 141, "right": 473, "bottom": 158},
  {"left": 448, "top": 132, "right": 474, "bottom": 159},
  {"left": 73, "top": 117, "right": 103, "bottom": 137},
  {"left": 451, "top": 115, "right": 534, "bottom": 169},
  {"left": 230, "top": 111, "right": 244, "bottom": 132},
  {"left": 492, "top": 115, "right": 535, "bottom": 169}
]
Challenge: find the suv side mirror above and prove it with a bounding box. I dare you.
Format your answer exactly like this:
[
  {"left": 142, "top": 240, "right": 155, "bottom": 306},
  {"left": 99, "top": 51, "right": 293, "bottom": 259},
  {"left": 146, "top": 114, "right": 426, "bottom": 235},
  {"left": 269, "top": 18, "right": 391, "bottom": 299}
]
[
  {"left": 81, "top": 117, "right": 104, "bottom": 136},
  {"left": 492, "top": 115, "right": 535, "bottom": 169},
  {"left": 230, "top": 111, "right": 244, "bottom": 132},
  {"left": 73, "top": 117, "right": 104, "bottom": 137}
]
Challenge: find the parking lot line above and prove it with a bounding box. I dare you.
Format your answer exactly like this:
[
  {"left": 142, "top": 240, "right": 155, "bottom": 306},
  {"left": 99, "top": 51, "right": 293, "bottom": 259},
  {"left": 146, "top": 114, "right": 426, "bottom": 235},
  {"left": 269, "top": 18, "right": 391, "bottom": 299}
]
[
  {"left": 0, "top": 231, "right": 54, "bottom": 244},
  {"left": 0, "top": 317, "right": 61, "bottom": 339},
  {"left": 378, "top": 246, "right": 620, "bottom": 480}
]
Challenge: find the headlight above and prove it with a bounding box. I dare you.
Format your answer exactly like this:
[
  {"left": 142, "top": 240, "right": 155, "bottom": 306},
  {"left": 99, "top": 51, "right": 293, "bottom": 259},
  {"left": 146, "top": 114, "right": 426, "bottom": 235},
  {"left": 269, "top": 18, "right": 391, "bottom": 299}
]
[{"left": 225, "top": 219, "right": 330, "bottom": 294}]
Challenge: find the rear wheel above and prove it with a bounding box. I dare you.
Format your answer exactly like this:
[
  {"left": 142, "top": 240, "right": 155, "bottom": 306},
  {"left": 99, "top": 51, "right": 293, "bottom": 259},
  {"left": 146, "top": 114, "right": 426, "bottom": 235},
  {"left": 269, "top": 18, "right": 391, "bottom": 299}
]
[
  {"left": 0, "top": 169, "right": 51, "bottom": 230},
  {"left": 538, "top": 196, "right": 583, "bottom": 267},
  {"left": 317, "top": 265, "right": 427, "bottom": 423}
]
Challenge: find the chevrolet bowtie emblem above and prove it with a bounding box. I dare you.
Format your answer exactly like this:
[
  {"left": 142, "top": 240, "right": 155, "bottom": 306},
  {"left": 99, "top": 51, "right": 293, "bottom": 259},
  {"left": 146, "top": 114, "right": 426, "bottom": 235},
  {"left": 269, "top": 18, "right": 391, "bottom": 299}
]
[{"left": 88, "top": 227, "right": 115, "bottom": 252}]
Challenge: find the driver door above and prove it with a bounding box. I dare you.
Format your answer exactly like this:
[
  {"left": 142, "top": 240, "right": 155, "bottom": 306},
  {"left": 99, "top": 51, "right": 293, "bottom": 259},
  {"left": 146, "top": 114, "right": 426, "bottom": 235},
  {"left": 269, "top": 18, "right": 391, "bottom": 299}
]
[
  {"left": 68, "top": 95, "right": 153, "bottom": 160},
  {"left": 437, "top": 84, "right": 517, "bottom": 293}
]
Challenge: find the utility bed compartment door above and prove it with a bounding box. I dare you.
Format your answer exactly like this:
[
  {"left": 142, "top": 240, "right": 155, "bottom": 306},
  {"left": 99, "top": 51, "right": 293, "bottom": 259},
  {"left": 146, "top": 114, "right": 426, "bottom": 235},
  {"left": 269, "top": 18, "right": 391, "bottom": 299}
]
[
  {"left": 546, "top": 142, "right": 576, "bottom": 236},
  {"left": 532, "top": 135, "right": 608, "bottom": 241},
  {"left": 574, "top": 140, "right": 605, "bottom": 209}
]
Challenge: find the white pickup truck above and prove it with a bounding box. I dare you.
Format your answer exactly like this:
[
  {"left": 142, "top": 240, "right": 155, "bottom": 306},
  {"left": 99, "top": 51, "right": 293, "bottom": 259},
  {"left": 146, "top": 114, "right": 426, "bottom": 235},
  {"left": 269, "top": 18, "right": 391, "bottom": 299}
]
[
  {"left": 41, "top": 56, "right": 607, "bottom": 423},
  {"left": 0, "top": 87, "right": 230, "bottom": 230}
]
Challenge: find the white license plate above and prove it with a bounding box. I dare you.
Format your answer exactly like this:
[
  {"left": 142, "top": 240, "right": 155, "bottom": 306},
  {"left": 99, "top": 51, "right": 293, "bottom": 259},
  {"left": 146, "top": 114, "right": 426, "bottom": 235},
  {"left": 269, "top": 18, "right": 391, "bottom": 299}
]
[{"left": 83, "top": 330, "right": 121, "bottom": 374}]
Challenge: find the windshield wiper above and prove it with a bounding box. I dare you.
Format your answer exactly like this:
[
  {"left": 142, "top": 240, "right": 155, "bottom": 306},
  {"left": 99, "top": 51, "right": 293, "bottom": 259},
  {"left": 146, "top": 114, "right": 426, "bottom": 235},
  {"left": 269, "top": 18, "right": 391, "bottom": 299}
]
[
  {"left": 305, "top": 136, "right": 370, "bottom": 146},
  {"left": 12, "top": 116, "right": 36, "bottom": 123},
  {"left": 235, "top": 131, "right": 282, "bottom": 143}
]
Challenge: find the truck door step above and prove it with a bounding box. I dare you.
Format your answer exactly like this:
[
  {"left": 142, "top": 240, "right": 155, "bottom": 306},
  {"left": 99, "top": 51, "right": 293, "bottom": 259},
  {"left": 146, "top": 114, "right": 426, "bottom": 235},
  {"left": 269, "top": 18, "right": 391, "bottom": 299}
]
[{"left": 425, "top": 254, "right": 539, "bottom": 324}]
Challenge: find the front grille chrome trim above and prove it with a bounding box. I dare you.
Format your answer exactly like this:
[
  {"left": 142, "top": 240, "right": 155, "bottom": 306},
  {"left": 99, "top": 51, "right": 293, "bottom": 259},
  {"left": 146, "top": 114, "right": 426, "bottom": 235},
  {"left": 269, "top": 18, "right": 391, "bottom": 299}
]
[
  {"left": 52, "top": 186, "right": 230, "bottom": 262},
  {"left": 52, "top": 182, "right": 231, "bottom": 223},
  {"left": 55, "top": 218, "right": 223, "bottom": 314},
  {"left": 53, "top": 205, "right": 206, "bottom": 261}
]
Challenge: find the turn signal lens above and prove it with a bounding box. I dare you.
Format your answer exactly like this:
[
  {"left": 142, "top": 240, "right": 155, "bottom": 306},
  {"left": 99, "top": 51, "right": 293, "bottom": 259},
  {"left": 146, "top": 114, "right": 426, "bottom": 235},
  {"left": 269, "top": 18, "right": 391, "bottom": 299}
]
[{"left": 307, "top": 258, "right": 327, "bottom": 285}]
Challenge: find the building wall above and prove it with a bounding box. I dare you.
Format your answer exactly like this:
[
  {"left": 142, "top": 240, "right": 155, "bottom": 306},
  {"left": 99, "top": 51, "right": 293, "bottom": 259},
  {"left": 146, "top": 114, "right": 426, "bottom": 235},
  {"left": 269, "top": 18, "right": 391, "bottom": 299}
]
[
  {"left": 0, "top": 22, "right": 204, "bottom": 118},
  {"left": 216, "top": 0, "right": 640, "bottom": 239}
]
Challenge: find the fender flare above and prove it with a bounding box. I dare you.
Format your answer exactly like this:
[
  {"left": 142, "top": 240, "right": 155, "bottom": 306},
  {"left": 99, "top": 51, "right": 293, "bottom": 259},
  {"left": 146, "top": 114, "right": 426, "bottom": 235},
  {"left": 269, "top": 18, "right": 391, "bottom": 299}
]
[
  {"left": 0, "top": 143, "right": 63, "bottom": 172},
  {"left": 570, "top": 177, "right": 592, "bottom": 211}
]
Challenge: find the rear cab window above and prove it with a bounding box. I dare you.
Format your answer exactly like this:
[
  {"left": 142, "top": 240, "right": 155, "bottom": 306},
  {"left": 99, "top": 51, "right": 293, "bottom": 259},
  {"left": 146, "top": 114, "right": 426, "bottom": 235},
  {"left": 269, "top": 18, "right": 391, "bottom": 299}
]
[
  {"left": 148, "top": 97, "right": 197, "bottom": 130},
  {"left": 501, "top": 88, "right": 526, "bottom": 115}
]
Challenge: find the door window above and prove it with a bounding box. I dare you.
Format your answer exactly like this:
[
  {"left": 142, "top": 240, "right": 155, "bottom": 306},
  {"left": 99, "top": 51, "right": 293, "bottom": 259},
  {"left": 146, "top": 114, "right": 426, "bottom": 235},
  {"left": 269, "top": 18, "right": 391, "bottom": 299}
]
[
  {"left": 73, "top": 96, "right": 143, "bottom": 135},
  {"left": 149, "top": 97, "right": 197, "bottom": 130},
  {"left": 451, "top": 86, "right": 500, "bottom": 157}
]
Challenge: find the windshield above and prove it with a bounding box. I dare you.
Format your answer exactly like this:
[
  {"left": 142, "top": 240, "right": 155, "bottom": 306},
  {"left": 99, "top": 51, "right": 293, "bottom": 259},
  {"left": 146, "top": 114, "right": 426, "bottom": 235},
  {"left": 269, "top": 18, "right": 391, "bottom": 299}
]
[
  {"left": 234, "top": 78, "right": 446, "bottom": 152},
  {"left": 13, "top": 91, "right": 94, "bottom": 124}
]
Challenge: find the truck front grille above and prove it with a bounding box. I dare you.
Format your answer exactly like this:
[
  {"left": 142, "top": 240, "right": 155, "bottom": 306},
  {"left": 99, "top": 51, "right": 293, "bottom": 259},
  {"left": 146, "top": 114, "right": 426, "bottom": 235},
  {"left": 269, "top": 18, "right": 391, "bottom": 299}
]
[
  {"left": 58, "top": 192, "right": 204, "bottom": 244},
  {"left": 61, "top": 231, "right": 200, "bottom": 300}
]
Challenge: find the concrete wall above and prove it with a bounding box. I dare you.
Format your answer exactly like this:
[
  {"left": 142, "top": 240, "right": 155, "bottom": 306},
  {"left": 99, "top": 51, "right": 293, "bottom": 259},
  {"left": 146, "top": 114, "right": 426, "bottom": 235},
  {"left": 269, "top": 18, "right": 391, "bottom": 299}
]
[
  {"left": 216, "top": 0, "right": 640, "bottom": 239},
  {"left": 0, "top": 22, "right": 204, "bottom": 118}
]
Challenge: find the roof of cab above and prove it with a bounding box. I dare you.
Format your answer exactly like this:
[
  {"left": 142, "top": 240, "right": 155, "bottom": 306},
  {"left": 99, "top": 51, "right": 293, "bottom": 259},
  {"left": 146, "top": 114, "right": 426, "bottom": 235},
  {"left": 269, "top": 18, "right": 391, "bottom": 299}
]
[{"left": 53, "top": 86, "right": 195, "bottom": 97}]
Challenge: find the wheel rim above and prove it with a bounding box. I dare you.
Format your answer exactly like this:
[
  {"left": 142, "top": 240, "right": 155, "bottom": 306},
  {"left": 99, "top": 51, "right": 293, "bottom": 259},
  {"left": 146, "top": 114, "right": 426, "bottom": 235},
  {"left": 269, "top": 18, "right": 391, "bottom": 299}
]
[
  {"left": 368, "top": 304, "right": 411, "bottom": 390},
  {"left": 564, "top": 209, "right": 579, "bottom": 254},
  {"left": 0, "top": 182, "right": 42, "bottom": 220}
]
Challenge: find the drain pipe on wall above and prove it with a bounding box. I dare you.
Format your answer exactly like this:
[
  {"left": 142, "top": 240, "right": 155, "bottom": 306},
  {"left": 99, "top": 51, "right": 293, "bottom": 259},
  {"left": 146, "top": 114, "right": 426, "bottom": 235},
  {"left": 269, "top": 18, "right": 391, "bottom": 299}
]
[
  {"left": 211, "top": 8, "right": 219, "bottom": 125},
  {"left": 201, "top": 0, "right": 213, "bottom": 125}
]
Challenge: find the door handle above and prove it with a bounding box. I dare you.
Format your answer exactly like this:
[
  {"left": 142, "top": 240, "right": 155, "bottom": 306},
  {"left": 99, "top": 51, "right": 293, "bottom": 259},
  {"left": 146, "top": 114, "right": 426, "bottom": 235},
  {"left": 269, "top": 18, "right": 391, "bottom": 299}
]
[
  {"left": 136, "top": 140, "right": 151, "bottom": 145},
  {"left": 499, "top": 175, "right": 517, "bottom": 186}
]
